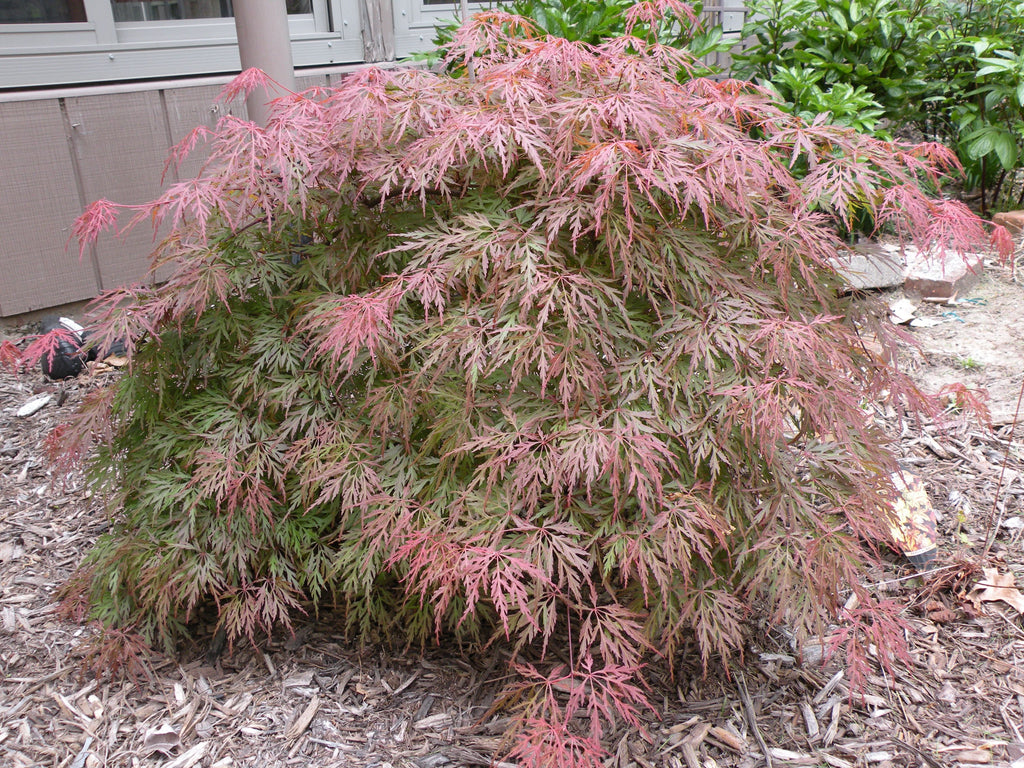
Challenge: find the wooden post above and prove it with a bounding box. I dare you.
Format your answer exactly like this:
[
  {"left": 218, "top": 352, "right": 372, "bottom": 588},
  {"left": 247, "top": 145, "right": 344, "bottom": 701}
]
[
  {"left": 359, "top": 0, "right": 395, "bottom": 63},
  {"left": 461, "top": 0, "right": 474, "bottom": 82},
  {"left": 234, "top": 0, "right": 297, "bottom": 127}
]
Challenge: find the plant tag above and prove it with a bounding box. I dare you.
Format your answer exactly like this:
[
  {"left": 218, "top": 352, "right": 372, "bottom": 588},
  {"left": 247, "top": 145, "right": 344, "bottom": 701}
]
[{"left": 889, "top": 471, "right": 937, "bottom": 567}]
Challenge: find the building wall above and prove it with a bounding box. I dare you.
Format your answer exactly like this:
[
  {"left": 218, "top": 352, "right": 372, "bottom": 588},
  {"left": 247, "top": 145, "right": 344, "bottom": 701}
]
[
  {"left": 0, "top": 1, "right": 747, "bottom": 318},
  {"left": 0, "top": 68, "right": 350, "bottom": 316},
  {"left": 0, "top": 0, "right": 447, "bottom": 317}
]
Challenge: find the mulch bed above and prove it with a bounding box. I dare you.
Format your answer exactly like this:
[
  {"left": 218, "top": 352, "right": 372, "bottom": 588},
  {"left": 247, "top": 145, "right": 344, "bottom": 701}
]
[{"left": 2, "top": 269, "right": 1024, "bottom": 768}]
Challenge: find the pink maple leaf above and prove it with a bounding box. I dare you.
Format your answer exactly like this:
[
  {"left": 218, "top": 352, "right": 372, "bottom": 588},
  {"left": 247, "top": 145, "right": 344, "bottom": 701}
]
[
  {"left": 70, "top": 199, "right": 121, "bottom": 260},
  {"left": 991, "top": 223, "right": 1015, "bottom": 263},
  {"left": 218, "top": 67, "right": 273, "bottom": 104}
]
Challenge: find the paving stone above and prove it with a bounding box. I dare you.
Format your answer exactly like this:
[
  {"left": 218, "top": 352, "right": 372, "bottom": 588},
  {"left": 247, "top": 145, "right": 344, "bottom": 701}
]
[
  {"left": 992, "top": 210, "right": 1024, "bottom": 234},
  {"left": 903, "top": 248, "right": 984, "bottom": 299},
  {"left": 832, "top": 243, "right": 906, "bottom": 291}
]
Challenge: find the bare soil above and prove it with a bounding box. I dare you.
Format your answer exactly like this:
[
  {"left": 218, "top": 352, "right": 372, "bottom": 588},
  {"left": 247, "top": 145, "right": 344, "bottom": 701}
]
[
  {"left": 2, "top": 264, "right": 1024, "bottom": 768},
  {"left": 897, "top": 274, "right": 1024, "bottom": 425}
]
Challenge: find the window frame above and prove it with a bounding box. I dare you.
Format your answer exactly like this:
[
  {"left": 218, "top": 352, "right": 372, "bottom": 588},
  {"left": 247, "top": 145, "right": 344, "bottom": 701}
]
[
  {"left": 0, "top": 0, "right": 361, "bottom": 89},
  {"left": 391, "top": 0, "right": 488, "bottom": 58}
]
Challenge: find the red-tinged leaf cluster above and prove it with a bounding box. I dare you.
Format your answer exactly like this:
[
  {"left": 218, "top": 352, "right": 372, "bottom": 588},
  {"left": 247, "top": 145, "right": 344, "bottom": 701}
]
[
  {"left": 77, "top": 622, "right": 155, "bottom": 689},
  {"left": 829, "top": 599, "right": 914, "bottom": 692},
  {"left": 503, "top": 659, "right": 651, "bottom": 768},
  {"left": 19, "top": 327, "right": 85, "bottom": 375},
  {"left": 0, "top": 339, "right": 22, "bottom": 371},
  {"left": 216, "top": 66, "right": 277, "bottom": 104},
  {"left": 70, "top": 198, "right": 121, "bottom": 260},
  {"left": 990, "top": 223, "right": 1016, "bottom": 266},
  {"left": 938, "top": 382, "right": 992, "bottom": 428},
  {"left": 58, "top": 3, "right": 995, "bottom": 765}
]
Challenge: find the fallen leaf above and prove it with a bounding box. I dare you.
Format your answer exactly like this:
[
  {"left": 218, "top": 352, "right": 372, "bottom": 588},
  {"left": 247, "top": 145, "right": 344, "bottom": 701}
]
[
  {"left": 141, "top": 724, "right": 180, "bottom": 756},
  {"left": 925, "top": 600, "right": 956, "bottom": 624},
  {"left": 969, "top": 568, "right": 1024, "bottom": 614},
  {"left": 889, "top": 298, "right": 917, "bottom": 324}
]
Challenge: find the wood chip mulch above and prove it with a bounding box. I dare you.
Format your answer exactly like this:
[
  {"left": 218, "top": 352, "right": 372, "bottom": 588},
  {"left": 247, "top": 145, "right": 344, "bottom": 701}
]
[{"left": 3, "top": 272, "right": 1024, "bottom": 768}]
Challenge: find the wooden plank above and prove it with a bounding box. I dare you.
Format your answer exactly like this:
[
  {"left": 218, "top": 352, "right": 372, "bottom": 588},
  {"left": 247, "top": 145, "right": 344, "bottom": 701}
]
[
  {"left": 65, "top": 91, "right": 172, "bottom": 291},
  {"left": 0, "top": 100, "right": 99, "bottom": 317},
  {"left": 359, "top": 0, "right": 395, "bottom": 62}
]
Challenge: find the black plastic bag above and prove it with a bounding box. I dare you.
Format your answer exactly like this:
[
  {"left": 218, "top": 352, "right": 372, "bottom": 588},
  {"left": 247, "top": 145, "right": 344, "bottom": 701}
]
[{"left": 39, "top": 317, "right": 86, "bottom": 380}]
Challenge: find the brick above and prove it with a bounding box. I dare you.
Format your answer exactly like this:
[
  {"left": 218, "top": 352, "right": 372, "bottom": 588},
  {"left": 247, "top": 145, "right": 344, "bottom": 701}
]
[{"left": 903, "top": 248, "right": 984, "bottom": 299}]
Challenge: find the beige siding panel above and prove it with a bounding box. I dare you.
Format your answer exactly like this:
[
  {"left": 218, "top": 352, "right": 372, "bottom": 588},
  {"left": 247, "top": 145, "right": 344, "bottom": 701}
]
[
  {"left": 296, "top": 73, "right": 330, "bottom": 92},
  {"left": 157, "top": 84, "right": 243, "bottom": 284},
  {"left": 0, "top": 100, "right": 99, "bottom": 317},
  {"left": 163, "top": 84, "right": 249, "bottom": 183},
  {"left": 66, "top": 91, "right": 171, "bottom": 292},
  {"left": 165, "top": 75, "right": 326, "bottom": 183}
]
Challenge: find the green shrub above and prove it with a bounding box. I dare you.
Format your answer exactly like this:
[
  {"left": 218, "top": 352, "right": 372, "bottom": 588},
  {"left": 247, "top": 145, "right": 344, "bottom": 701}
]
[
  {"left": 915, "top": 0, "right": 1024, "bottom": 209},
  {"left": 735, "top": 0, "right": 931, "bottom": 123},
  {"left": 761, "top": 65, "right": 887, "bottom": 134},
  {"left": 62, "top": 3, "right": 990, "bottom": 765},
  {"left": 420, "top": 0, "right": 729, "bottom": 71},
  {"left": 735, "top": 0, "right": 1024, "bottom": 210}
]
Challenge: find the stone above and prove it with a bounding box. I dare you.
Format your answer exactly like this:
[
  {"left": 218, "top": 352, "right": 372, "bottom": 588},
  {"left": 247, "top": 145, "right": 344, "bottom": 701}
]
[
  {"left": 15, "top": 394, "right": 51, "bottom": 418},
  {"left": 832, "top": 242, "right": 906, "bottom": 291},
  {"left": 903, "top": 248, "right": 984, "bottom": 299},
  {"left": 992, "top": 210, "right": 1024, "bottom": 234}
]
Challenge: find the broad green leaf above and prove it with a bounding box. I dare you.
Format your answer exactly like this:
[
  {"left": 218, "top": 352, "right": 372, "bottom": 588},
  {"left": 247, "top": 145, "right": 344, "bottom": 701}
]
[
  {"left": 827, "top": 7, "right": 849, "bottom": 30},
  {"left": 972, "top": 39, "right": 993, "bottom": 56},
  {"left": 993, "top": 129, "right": 1019, "bottom": 168},
  {"left": 966, "top": 127, "right": 996, "bottom": 159}
]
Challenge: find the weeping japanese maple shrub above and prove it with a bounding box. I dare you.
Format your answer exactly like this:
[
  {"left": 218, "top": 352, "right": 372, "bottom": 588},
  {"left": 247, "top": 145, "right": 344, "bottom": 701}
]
[{"left": 62, "top": 2, "right": 991, "bottom": 764}]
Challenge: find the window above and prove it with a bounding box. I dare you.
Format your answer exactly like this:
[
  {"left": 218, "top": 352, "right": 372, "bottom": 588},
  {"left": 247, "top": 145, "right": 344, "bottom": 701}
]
[
  {"left": 0, "top": 0, "right": 362, "bottom": 89},
  {"left": 0, "top": 0, "right": 87, "bottom": 22},
  {"left": 393, "top": 0, "right": 488, "bottom": 56},
  {"left": 109, "top": 0, "right": 311, "bottom": 23}
]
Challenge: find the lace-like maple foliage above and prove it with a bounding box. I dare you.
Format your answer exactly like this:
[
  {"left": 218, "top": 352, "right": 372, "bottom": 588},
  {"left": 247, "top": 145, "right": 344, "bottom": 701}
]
[{"left": 63, "top": 3, "right": 990, "bottom": 765}]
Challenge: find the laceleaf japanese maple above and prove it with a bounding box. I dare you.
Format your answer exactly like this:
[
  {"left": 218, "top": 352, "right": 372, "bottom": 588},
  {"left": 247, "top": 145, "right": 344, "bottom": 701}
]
[{"left": 60, "top": 3, "right": 992, "bottom": 765}]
